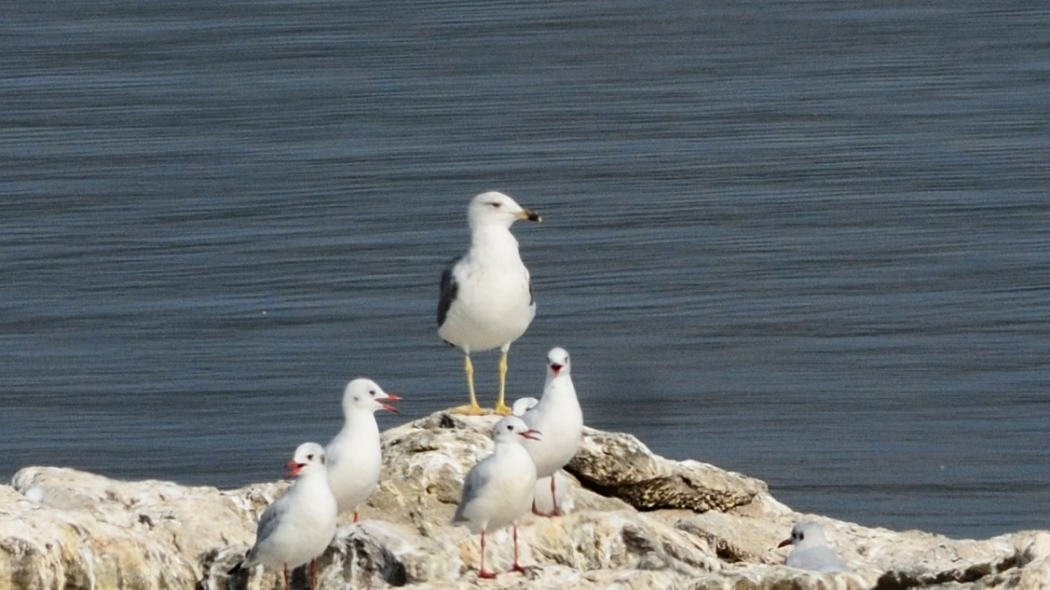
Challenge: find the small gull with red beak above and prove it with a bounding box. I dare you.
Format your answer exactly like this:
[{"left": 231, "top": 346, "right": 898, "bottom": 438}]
[
  {"left": 777, "top": 520, "right": 853, "bottom": 573},
  {"left": 229, "top": 442, "right": 337, "bottom": 590},
  {"left": 515, "top": 347, "right": 582, "bottom": 516},
  {"left": 325, "top": 378, "right": 400, "bottom": 521},
  {"left": 452, "top": 416, "right": 541, "bottom": 579}
]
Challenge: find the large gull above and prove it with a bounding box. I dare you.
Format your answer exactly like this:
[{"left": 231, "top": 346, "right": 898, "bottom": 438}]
[{"left": 437, "top": 191, "right": 541, "bottom": 415}]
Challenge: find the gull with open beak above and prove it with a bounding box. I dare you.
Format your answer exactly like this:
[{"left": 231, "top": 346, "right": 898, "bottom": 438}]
[
  {"left": 325, "top": 378, "right": 400, "bottom": 521},
  {"left": 229, "top": 442, "right": 337, "bottom": 590},
  {"left": 515, "top": 347, "right": 583, "bottom": 516}
]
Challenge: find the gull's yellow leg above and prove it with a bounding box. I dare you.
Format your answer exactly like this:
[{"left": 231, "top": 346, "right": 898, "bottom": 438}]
[
  {"left": 494, "top": 348, "right": 512, "bottom": 415},
  {"left": 452, "top": 354, "right": 487, "bottom": 415}
]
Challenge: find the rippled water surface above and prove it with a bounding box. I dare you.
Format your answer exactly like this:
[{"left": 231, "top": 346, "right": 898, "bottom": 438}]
[{"left": 2, "top": 0, "right": 1049, "bottom": 539}]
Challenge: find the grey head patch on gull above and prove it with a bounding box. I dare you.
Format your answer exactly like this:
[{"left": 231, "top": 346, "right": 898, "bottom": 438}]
[{"left": 777, "top": 520, "right": 853, "bottom": 574}]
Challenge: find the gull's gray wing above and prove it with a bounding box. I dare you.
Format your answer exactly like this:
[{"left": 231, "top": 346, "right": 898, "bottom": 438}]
[
  {"left": 788, "top": 546, "right": 851, "bottom": 573},
  {"left": 245, "top": 493, "right": 291, "bottom": 563},
  {"left": 451, "top": 455, "right": 492, "bottom": 524}
]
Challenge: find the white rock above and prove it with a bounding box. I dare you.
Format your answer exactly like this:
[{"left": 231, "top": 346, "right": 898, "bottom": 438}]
[{"left": 2, "top": 410, "right": 1048, "bottom": 590}]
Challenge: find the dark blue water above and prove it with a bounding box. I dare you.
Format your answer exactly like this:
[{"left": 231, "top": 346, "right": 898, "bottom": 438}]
[{"left": 2, "top": 1, "right": 1049, "bottom": 540}]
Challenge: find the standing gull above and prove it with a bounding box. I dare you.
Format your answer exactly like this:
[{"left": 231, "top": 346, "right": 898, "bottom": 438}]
[
  {"left": 452, "top": 416, "right": 541, "bottom": 578},
  {"left": 511, "top": 396, "right": 570, "bottom": 516},
  {"left": 229, "top": 442, "right": 337, "bottom": 590},
  {"left": 325, "top": 378, "right": 399, "bottom": 522},
  {"left": 437, "top": 191, "right": 541, "bottom": 415},
  {"left": 516, "top": 347, "right": 583, "bottom": 516},
  {"left": 777, "top": 520, "right": 853, "bottom": 573}
]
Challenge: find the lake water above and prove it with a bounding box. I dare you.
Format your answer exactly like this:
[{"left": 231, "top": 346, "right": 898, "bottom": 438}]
[{"left": 2, "top": 0, "right": 1048, "bottom": 540}]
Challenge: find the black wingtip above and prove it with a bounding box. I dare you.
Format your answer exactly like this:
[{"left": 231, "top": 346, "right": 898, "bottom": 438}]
[{"left": 437, "top": 261, "right": 460, "bottom": 327}]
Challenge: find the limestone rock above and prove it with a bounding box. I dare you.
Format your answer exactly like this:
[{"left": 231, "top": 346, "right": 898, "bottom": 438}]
[
  {"left": 566, "top": 426, "right": 767, "bottom": 512},
  {"left": 3, "top": 466, "right": 266, "bottom": 590},
  {"left": 2, "top": 410, "right": 1049, "bottom": 590}
]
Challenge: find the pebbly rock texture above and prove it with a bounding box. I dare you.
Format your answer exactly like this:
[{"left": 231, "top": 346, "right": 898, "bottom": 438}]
[
  {"left": 1, "top": 410, "right": 1048, "bottom": 590},
  {"left": 1, "top": 466, "right": 277, "bottom": 590},
  {"left": 566, "top": 427, "right": 766, "bottom": 513}
]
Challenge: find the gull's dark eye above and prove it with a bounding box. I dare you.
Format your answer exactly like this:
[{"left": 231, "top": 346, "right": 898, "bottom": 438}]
[
  {"left": 489, "top": 201, "right": 501, "bottom": 209},
  {"left": 369, "top": 390, "right": 376, "bottom": 397},
  {"left": 506, "top": 424, "right": 514, "bottom": 430},
  {"left": 798, "top": 532, "right": 804, "bottom": 541},
  {"left": 307, "top": 454, "right": 315, "bottom": 461}
]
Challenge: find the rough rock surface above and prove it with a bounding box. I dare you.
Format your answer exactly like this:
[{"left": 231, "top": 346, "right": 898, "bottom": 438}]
[
  {"left": 1, "top": 410, "right": 1047, "bottom": 590},
  {"left": 566, "top": 427, "right": 766, "bottom": 513}
]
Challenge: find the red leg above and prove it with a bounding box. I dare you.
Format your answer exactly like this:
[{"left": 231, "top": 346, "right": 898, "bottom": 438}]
[
  {"left": 310, "top": 559, "right": 317, "bottom": 590},
  {"left": 477, "top": 530, "right": 497, "bottom": 579},
  {"left": 283, "top": 564, "right": 290, "bottom": 590},
  {"left": 510, "top": 524, "right": 526, "bottom": 574},
  {"left": 353, "top": 510, "right": 359, "bottom": 523}
]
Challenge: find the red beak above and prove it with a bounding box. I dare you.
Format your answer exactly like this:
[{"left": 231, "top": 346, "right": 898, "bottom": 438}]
[
  {"left": 286, "top": 460, "right": 305, "bottom": 479},
  {"left": 380, "top": 393, "right": 401, "bottom": 413},
  {"left": 550, "top": 364, "right": 563, "bottom": 376},
  {"left": 777, "top": 538, "right": 792, "bottom": 548},
  {"left": 520, "top": 429, "right": 542, "bottom": 441}
]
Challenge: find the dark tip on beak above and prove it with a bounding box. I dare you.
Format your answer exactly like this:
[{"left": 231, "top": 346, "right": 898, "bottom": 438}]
[
  {"left": 526, "top": 211, "right": 541, "bottom": 222},
  {"left": 777, "top": 538, "right": 792, "bottom": 549}
]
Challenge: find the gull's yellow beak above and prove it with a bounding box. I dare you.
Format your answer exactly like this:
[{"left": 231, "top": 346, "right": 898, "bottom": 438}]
[{"left": 516, "top": 208, "right": 542, "bottom": 222}]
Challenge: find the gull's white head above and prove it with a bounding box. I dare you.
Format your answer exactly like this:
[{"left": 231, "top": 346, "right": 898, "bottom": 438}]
[
  {"left": 341, "top": 378, "right": 400, "bottom": 416},
  {"left": 467, "top": 191, "right": 541, "bottom": 231},
  {"left": 492, "top": 416, "right": 542, "bottom": 444},
  {"left": 546, "top": 347, "right": 571, "bottom": 379},
  {"left": 286, "top": 442, "right": 327, "bottom": 479},
  {"left": 778, "top": 520, "right": 831, "bottom": 549}
]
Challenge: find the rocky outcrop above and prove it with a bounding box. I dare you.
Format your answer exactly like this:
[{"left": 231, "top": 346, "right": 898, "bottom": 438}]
[
  {"left": 1, "top": 410, "right": 1048, "bottom": 590},
  {"left": 566, "top": 427, "right": 766, "bottom": 513}
]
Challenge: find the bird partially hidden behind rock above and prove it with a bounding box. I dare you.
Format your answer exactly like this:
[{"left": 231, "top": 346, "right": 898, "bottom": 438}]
[
  {"left": 777, "top": 520, "right": 853, "bottom": 574},
  {"left": 229, "top": 442, "right": 337, "bottom": 590},
  {"left": 451, "top": 416, "right": 541, "bottom": 579},
  {"left": 437, "top": 191, "right": 541, "bottom": 416},
  {"left": 325, "top": 377, "right": 399, "bottom": 522}
]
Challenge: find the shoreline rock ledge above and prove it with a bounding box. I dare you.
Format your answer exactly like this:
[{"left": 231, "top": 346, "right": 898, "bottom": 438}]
[{"left": 2, "top": 410, "right": 1047, "bottom": 590}]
